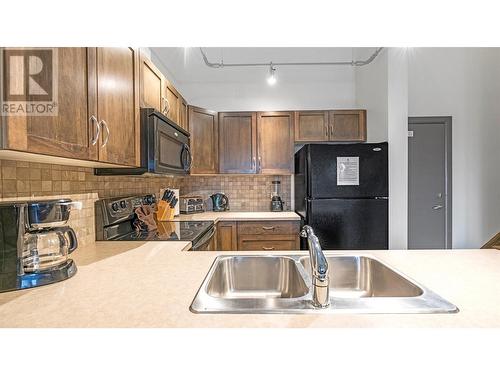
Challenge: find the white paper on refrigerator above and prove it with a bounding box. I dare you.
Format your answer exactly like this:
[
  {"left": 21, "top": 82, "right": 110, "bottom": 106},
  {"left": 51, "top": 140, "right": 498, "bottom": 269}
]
[{"left": 337, "top": 157, "right": 359, "bottom": 185}]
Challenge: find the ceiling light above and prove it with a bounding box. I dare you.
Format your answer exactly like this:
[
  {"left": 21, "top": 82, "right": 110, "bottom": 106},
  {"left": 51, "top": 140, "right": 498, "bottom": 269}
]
[{"left": 267, "top": 64, "right": 277, "bottom": 85}]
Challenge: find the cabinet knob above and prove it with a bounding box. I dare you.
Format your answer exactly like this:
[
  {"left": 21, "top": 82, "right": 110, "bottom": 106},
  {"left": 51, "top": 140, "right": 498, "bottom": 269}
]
[
  {"left": 262, "top": 226, "right": 275, "bottom": 230},
  {"left": 262, "top": 246, "right": 275, "bottom": 250}
]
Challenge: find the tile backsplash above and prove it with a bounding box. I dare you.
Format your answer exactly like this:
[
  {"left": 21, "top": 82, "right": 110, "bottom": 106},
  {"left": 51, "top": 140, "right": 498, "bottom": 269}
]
[
  {"left": 0, "top": 158, "right": 293, "bottom": 245},
  {"left": 0, "top": 159, "right": 181, "bottom": 199},
  {"left": 181, "top": 175, "right": 292, "bottom": 212},
  {"left": 0, "top": 159, "right": 292, "bottom": 213}
]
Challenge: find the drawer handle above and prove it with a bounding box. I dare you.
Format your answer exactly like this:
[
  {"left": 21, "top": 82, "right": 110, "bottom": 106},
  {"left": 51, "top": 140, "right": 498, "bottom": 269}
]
[
  {"left": 262, "top": 226, "right": 275, "bottom": 230},
  {"left": 262, "top": 246, "right": 275, "bottom": 250}
]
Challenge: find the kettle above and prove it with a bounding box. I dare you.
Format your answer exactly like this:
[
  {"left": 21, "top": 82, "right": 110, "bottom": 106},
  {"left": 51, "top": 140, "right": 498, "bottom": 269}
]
[{"left": 210, "top": 193, "right": 229, "bottom": 212}]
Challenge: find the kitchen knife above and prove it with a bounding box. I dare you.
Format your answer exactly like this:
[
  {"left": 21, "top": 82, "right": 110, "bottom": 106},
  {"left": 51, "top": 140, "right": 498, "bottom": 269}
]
[
  {"left": 161, "top": 189, "right": 170, "bottom": 201},
  {"left": 165, "top": 190, "right": 175, "bottom": 203},
  {"left": 170, "top": 197, "right": 178, "bottom": 209}
]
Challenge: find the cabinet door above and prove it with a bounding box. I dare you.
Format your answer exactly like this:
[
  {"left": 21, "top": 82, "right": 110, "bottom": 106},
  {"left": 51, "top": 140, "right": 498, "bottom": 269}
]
[
  {"left": 164, "top": 80, "right": 180, "bottom": 125},
  {"left": 329, "top": 110, "right": 367, "bottom": 142},
  {"left": 179, "top": 97, "right": 188, "bottom": 131},
  {"left": 139, "top": 53, "right": 164, "bottom": 112},
  {"left": 3, "top": 48, "right": 98, "bottom": 161},
  {"left": 219, "top": 112, "right": 257, "bottom": 174},
  {"left": 188, "top": 106, "right": 218, "bottom": 174},
  {"left": 216, "top": 221, "right": 238, "bottom": 250},
  {"left": 256, "top": 111, "right": 294, "bottom": 175},
  {"left": 294, "top": 111, "right": 329, "bottom": 142},
  {"left": 95, "top": 47, "right": 140, "bottom": 166}
]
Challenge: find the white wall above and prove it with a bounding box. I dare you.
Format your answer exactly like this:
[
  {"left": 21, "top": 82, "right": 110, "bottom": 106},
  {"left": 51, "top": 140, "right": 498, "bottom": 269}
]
[
  {"left": 408, "top": 48, "right": 500, "bottom": 248},
  {"left": 354, "top": 48, "right": 388, "bottom": 142},
  {"left": 150, "top": 47, "right": 356, "bottom": 111},
  {"left": 354, "top": 48, "right": 409, "bottom": 249},
  {"left": 387, "top": 49, "right": 409, "bottom": 249}
]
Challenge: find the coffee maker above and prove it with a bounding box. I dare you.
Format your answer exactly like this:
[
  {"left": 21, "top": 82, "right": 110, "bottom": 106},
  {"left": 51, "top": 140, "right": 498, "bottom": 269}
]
[
  {"left": 270, "top": 180, "right": 284, "bottom": 212},
  {"left": 0, "top": 199, "right": 80, "bottom": 293}
]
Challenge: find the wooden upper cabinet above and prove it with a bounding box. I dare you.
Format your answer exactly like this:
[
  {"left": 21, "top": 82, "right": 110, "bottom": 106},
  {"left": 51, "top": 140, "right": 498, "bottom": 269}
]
[
  {"left": 329, "top": 110, "right": 366, "bottom": 142},
  {"left": 164, "top": 80, "right": 181, "bottom": 125},
  {"left": 256, "top": 111, "right": 294, "bottom": 175},
  {"left": 188, "top": 106, "right": 218, "bottom": 174},
  {"left": 179, "top": 97, "right": 188, "bottom": 131},
  {"left": 219, "top": 112, "right": 257, "bottom": 174},
  {"left": 294, "top": 111, "right": 329, "bottom": 142},
  {"left": 139, "top": 53, "right": 164, "bottom": 112},
  {"left": 2, "top": 48, "right": 99, "bottom": 161},
  {"left": 94, "top": 47, "right": 140, "bottom": 166}
]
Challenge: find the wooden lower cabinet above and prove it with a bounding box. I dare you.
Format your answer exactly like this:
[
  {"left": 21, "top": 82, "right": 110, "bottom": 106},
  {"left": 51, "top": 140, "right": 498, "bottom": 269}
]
[
  {"left": 215, "top": 220, "right": 299, "bottom": 251},
  {"left": 216, "top": 221, "right": 238, "bottom": 251},
  {"left": 238, "top": 236, "right": 298, "bottom": 251}
]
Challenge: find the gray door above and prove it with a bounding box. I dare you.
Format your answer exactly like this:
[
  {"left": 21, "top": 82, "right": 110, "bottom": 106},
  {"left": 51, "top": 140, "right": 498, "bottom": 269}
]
[{"left": 408, "top": 117, "right": 452, "bottom": 249}]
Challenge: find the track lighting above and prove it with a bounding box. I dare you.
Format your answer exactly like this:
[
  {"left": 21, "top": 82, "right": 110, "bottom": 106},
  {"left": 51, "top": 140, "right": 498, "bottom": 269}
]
[{"left": 267, "top": 64, "right": 277, "bottom": 85}]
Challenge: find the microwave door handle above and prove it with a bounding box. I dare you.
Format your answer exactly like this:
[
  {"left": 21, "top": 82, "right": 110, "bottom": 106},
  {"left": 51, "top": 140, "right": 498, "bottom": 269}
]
[{"left": 184, "top": 144, "right": 193, "bottom": 171}]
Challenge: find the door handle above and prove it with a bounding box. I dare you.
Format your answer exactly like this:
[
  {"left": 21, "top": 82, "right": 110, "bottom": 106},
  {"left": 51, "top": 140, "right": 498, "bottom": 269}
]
[{"left": 432, "top": 205, "right": 444, "bottom": 210}]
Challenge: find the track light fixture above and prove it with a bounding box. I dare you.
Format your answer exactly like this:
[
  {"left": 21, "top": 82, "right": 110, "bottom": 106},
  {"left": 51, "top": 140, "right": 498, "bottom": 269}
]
[{"left": 267, "top": 64, "right": 277, "bottom": 85}]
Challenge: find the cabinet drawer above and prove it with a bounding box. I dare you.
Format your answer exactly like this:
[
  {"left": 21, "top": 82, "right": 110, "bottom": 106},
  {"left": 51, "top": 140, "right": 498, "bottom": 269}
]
[
  {"left": 237, "top": 221, "right": 299, "bottom": 236},
  {"left": 238, "top": 236, "right": 298, "bottom": 251}
]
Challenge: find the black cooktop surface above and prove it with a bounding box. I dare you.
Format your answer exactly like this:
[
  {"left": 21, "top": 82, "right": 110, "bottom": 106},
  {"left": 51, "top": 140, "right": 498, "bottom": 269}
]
[{"left": 115, "top": 221, "right": 213, "bottom": 241}]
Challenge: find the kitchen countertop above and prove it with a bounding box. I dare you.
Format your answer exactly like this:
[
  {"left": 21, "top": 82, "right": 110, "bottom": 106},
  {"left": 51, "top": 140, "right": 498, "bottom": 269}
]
[
  {"left": 175, "top": 211, "right": 300, "bottom": 222},
  {"left": 1, "top": 241, "right": 500, "bottom": 328}
]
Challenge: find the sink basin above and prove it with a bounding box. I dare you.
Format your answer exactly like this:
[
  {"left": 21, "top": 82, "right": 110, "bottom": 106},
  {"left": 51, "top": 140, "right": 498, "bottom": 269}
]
[
  {"left": 206, "top": 256, "right": 308, "bottom": 299},
  {"left": 299, "top": 256, "right": 423, "bottom": 298},
  {"left": 190, "top": 254, "right": 458, "bottom": 314}
]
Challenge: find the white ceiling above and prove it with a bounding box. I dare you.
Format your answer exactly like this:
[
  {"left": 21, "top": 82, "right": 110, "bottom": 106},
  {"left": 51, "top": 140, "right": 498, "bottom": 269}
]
[
  {"left": 149, "top": 47, "right": 376, "bottom": 111},
  {"left": 151, "top": 47, "right": 356, "bottom": 85}
]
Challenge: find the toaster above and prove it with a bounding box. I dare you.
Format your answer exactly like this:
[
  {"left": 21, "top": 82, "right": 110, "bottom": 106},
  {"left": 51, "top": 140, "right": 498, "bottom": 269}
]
[{"left": 179, "top": 195, "right": 205, "bottom": 214}]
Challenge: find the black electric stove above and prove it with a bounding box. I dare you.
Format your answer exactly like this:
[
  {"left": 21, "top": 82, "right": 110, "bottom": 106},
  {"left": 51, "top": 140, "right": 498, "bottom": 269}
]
[
  {"left": 116, "top": 221, "right": 213, "bottom": 241},
  {"left": 95, "top": 195, "right": 215, "bottom": 250}
]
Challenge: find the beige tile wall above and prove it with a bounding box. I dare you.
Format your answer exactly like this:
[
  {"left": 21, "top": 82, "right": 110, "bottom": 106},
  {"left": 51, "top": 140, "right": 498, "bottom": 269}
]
[
  {"left": 0, "top": 160, "right": 181, "bottom": 199},
  {"left": 0, "top": 159, "right": 292, "bottom": 213},
  {"left": 0, "top": 159, "right": 293, "bottom": 245},
  {"left": 181, "top": 175, "right": 292, "bottom": 211}
]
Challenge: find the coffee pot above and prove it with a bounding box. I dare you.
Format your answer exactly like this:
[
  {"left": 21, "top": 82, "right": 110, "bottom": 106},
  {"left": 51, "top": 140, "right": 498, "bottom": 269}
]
[{"left": 0, "top": 199, "right": 81, "bottom": 293}]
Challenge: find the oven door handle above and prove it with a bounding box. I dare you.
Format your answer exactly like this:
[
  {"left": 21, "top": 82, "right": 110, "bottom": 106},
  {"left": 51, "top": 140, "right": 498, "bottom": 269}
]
[{"left": 192, "top": 226, "right": 216, "bottom": 251}]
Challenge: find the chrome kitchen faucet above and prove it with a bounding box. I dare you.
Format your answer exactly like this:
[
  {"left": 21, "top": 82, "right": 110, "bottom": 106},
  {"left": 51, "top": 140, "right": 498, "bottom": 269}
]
[{"left": 300, "top": 225, "right": 330, "bottom": 308}]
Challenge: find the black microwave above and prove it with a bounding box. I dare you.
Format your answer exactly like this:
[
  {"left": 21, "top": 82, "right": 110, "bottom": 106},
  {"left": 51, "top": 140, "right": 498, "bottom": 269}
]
[{"left": 95, "top": 108, "right": 191, "bottom": 176}]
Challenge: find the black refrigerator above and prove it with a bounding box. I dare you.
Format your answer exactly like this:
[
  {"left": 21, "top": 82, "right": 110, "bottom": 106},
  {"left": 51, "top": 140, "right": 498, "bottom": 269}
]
[{"left": 295, "top": 143, "right": 388, "bottom": 250}]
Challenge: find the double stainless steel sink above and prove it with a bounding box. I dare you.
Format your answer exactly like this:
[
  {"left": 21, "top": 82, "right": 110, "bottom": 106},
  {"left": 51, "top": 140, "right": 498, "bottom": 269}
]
[{"left": 190, "top": 254, "right": 458, "bottom": 314}]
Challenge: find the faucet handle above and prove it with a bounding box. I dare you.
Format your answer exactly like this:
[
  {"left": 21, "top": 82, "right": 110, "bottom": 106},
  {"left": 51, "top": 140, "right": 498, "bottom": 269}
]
[{"left": 300, "top": 225, "right": 314, "bottom": 238}]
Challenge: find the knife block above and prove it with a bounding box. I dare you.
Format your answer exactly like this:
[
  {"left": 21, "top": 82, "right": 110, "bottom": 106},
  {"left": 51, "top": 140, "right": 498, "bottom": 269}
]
[{"left": 156, "top": 200, "right": 175, "bottom": 221}]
